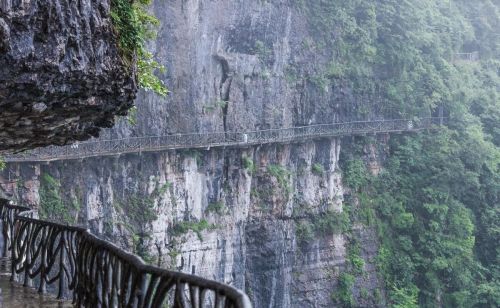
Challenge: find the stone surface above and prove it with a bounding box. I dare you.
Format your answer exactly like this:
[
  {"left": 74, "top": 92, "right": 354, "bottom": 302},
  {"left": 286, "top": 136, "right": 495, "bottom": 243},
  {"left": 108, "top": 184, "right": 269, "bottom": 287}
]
[
  {"left": 1, "top": 1, "right": 390, "bottom": 307},
  {"left": 0, "top": 0, "right": 136, "bottom": 151},
  {"left": 2, "top": 139, "right": 385, "bottom": 307}
]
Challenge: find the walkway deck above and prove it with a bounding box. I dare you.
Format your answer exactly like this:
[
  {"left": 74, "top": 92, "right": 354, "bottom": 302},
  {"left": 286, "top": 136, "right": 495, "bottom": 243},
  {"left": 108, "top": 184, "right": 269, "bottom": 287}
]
[
  {"left": 3, "top": 118, "right": 444, "bottom": 163},
  {"left": 0, "top": 259, "right": 72, "bottom": 307}
]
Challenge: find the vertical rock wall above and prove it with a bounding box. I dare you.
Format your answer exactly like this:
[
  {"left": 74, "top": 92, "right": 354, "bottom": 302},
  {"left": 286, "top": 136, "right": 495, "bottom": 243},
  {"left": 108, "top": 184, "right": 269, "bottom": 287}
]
[
  {"left": 1, "top": 1, "right": 388, "bottom": 307},
  {"left": 2, "top": 137, "right": 385, "bottom": 307}
]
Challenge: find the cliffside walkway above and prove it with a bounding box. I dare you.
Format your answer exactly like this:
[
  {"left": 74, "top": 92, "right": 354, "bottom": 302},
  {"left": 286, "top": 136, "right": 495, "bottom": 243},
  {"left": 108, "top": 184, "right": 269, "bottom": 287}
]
[
  {"left": 0, "top": 200, "right": 252, "bottom": 307},
  {"left": 3, "top": 117, "right": 445, "bottom": 162}
]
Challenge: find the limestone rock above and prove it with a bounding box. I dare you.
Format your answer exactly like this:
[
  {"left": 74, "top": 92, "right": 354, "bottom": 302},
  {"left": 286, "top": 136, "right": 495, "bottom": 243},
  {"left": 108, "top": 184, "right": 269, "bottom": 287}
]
[{"left": 0, "top": 0, "right": 136, "bottom": 151}]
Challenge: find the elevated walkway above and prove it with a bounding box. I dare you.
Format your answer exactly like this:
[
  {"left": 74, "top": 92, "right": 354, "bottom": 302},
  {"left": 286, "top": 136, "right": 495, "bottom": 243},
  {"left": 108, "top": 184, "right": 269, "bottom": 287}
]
[{"left": 3, "top": 117, "right": 445, "bottom": 162}]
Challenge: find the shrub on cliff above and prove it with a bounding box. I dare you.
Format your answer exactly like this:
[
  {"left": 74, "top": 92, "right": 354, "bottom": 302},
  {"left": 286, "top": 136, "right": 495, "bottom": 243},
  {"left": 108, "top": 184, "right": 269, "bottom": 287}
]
[{"left": 111, "top": 0, "right": 168, "bottom": 96}]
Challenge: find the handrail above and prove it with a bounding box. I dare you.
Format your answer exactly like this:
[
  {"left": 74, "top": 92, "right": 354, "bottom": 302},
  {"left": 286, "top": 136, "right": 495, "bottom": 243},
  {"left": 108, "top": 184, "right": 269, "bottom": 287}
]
[
  {"left": 2, "top": 117, "right": 447, "bottom": 162},
  {"left": 0, "top": 199, "right": 252, "bottom": 308}
]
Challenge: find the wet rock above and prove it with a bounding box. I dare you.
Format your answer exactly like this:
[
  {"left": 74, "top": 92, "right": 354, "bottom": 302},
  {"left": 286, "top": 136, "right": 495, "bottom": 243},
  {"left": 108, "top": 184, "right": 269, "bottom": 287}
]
[{"left": 0, "top": 0, "right": 136, "bottom": 152}]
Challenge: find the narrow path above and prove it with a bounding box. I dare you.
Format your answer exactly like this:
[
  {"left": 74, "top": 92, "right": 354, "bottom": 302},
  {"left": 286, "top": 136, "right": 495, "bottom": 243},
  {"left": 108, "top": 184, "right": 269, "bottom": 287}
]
[{"left": 3, "top": 118, "right": 445, "bottom": 162}]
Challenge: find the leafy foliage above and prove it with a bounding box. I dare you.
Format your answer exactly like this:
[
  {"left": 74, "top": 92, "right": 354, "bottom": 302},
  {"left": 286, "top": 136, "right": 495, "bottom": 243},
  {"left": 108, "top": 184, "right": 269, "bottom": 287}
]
[
  {"left": 332, "top": 273, "right": 356, "bottom": 307},
  {"left": 242, "top": 156, "right": 256, "bottom": 173},
  {"left": 346, "top": 240, "right": 364, "bottom": 275},
  {"left": 110, "top": 0, "right": 168, "bottom": 96},
  {"left": 343, "top": 159, "right": 369, "bottom": 192},
  {"left": 312, "top": 163, "right": 325, "bottom": 176},
  {"left": 371, "top": 128, "right": 498, "bottom": 307},
  {"left": 309, "top": 1, "right": 500, "bottom": 306},
  {"left": 171, "top": 219, "right": 217, "bottom": 241},
  {"left": 113, "top": 190, "right": 159, "bottom": 261},
  {"left": 39, "top": 174, "right": 79, "bottom": 224},
  {"left": 267, "top": 164, "right": 292, "bottom": 193},
  {"left": 313, "top": 211, "right": 350, "bottom": 235},
  {"left": 295, "top": 221, "right": 315, "bottom": 245},
  {"left": 295, "top": 210, "right": 349, "bottom": 249},
  {"left": 205, "top": 201, "right": 226, "bottom": 215}
]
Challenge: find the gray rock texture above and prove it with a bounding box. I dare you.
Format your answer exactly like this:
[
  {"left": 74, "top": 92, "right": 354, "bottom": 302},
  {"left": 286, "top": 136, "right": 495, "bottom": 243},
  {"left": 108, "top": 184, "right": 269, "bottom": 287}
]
[
  {"left": 0, "top": 0, "right": 136, "bottom": 151},
  {"left": 1, "top": 1, "right": 389, "bottom": 307}
]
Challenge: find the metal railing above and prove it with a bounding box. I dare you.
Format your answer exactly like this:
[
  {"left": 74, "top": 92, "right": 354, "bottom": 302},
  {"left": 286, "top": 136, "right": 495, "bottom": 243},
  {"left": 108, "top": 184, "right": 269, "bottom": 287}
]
[
  {"left": 0, "top": 199, "right": 252, "bottom": 308},
  {"left": 454, "top": 52, "right": 480, "bottom": 62},
  {"left": 3, "top": 118, "right": 446, "bottom": 162}
]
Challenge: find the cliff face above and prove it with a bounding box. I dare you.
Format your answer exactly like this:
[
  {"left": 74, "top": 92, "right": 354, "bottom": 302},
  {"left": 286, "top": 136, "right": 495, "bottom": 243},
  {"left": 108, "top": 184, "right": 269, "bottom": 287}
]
[
  {"left": 105, "top": 0, "right": 380, "bottom": 139},
  {"left": 2, "top": 1, "right": 386, "bottom": 307},
  {"left": 0, "top": 0, "right": 136, "bottom": 151},
  {"left": 4, "top": 139, "right": 385, "bottom": 307}
]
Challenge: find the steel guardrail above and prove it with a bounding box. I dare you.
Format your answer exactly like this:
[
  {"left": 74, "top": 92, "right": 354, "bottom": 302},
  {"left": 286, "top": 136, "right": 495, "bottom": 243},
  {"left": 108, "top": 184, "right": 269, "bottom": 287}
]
[{"left": 2, "top": 117, "right": 446, "bottom": 162}]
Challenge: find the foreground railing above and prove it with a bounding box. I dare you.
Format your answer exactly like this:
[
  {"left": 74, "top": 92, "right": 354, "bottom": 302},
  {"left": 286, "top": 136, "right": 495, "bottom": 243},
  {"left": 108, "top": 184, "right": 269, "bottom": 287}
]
[
  {"left": 0, "top": 199, "right": 252, "bottom": 308},
  {"left": 2, "top": 117, "right": 446, "bottom": 162}
]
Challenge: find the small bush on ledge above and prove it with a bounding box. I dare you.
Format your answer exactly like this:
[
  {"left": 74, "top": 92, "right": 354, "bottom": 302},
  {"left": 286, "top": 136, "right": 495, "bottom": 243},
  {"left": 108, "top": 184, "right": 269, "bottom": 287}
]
[
  {"left": 205, "top": 201, "right": 227, "bottom": 215},
  {"left": 267, "top": 164, "right": 292, "bottom": 193},
  {"left": 111, "top": 0, "right": 168, "bottom": 96},
  {"left": 312, "top": 163, "right": 325, "bottom": 175},
  {"left": 171, "top": 219, "right": 217, "bottom": 241}
]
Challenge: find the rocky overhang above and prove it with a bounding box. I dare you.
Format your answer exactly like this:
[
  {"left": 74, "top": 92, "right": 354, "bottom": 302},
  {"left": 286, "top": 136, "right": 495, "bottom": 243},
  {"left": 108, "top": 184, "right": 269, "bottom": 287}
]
[{"left": 0, "top": 0, "right": 136, "bottom": 152}]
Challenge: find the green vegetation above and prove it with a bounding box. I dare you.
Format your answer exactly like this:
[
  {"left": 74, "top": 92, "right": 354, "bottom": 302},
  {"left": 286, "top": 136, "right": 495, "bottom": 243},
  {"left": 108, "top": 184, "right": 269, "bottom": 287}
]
[
  {"left": 365, "top": 0, "right": 498, "bottom": 304},
  {"left": 341, "top": 128, "right": 499, "bottom": 307},
  {"left": 242, "top": 156, "right": 256, "bottom": 173},
  {"left": 113, "top": 193, "right": 158, "bottom": 261},
  {"left": 292, "top": 0, "right": 379, "bottom": 113},
  {"left": 39, "top": 174, "right": 79, "bottom": 223},
  {"left": 314, "top": 210, "right": 350, "bottom": 235},
  {"left": 22, "top": 1, "right": 497, "bottom": 306},
  {"left": 369, "top": 128, "right": 499, "bottom": 307},
  {"left": 127, "top": 106, "right": 138, "bottom": 125},
  {"left": 250, "top": 188, "right": 260, "bottom": 199},
  {"left": 0, "top": 157, "right": 5, "bottom": 171},
  {"left": 390, "top": 285, "right": 419, "bottom": 308},
  {"left": 312, "top": 163, "right": 325, "bottom": 176},
  {"left": 254, "top": 40, "right": 272, "bottom": 62},
  {"left": 346, "top": 240, "right": 364, "bottom": 275},
  {"left": 284, "top": 65, "right": 300, "bottom": 85},
  {"left": 332, "top": 273, "right": 356, "bottom": 307},
  {"left": 205, "top": 201, "right": 226, "bottom": 215},
  {"left": 215, "top": 100, "right": 229, "bottom": 109},
  {"left": 295, "top": 221, "right": 315, "bottom": 244},
  {"left": 294, "top": 0, "right": 500, "bottom": 306},
  {"left": 295, "top": 210, "right": 350, "bottom": 246},
  {"left": 171, "top": 219, "right": 217, "bottom": 241},
  {"left": 117, "top": 195, "right": 158, "bottom": 224},
  {"left": 267, "top": 164, "right": 292, "bottom": 193},
  {"left": 360, "top": 287, "right": 370, "bottom": 300},
  {"left": 343, "top": 159, "right": 369, "bottom": 192},
  {"left": 110, "top": 0, "right": 168, "bottom": 96}
]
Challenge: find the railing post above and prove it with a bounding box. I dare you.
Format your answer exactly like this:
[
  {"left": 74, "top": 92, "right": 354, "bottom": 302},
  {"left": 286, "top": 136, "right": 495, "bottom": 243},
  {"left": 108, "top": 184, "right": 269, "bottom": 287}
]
[
  {"left": 0, "top": 212, "right": 6, "bottom": 259},
  {"left": 23, "top": 223, "right": 33, "bottom": 287},
  {"left": 58, "top": 230, "right": 67, "bottom": 299},
  {"left": 38, "top": 227, "right": 47, "bottom": 294}
]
